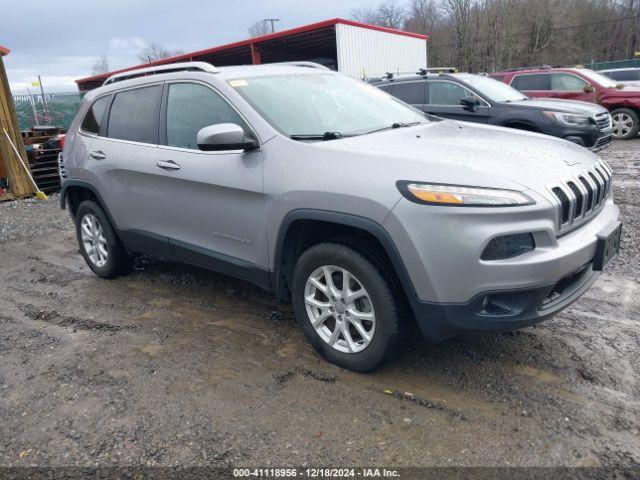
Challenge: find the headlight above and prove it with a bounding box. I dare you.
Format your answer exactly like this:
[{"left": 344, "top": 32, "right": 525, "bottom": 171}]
[
  {"left": 543, "top": 111, "right": 591, "bottom": 126},
  {"left": 397, "top": 181, "right": 535, "bottom": 207}
]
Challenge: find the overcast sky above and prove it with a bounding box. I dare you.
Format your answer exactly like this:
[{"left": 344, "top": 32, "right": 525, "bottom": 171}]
[{"left": 1, "top": 0, "right": 376, "bottom": 94}]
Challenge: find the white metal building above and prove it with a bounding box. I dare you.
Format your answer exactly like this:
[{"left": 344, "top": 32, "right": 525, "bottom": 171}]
[{"left": 77, "top": 18, "right": 428, "bottom": 91}]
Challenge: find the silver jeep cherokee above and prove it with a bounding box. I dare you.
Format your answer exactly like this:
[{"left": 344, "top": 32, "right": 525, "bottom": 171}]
[{"left": 61, "top": 62, "right": 622, "bottom": 371}]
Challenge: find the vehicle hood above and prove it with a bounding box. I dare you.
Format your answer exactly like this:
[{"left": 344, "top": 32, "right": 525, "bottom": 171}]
[
  {"left": 506, "top": 98, "right": 607, "bottom": 115},
  {"left": 602, "top": 85, "right": 640, "bottom": 97},
  {"left": 313, "top": 120, "right": 602, "bottom": 197}
]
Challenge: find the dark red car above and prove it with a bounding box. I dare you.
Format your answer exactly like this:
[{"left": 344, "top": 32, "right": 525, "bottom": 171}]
[{"left": 490, "top": 67, "right": 640, "bottom": 139}]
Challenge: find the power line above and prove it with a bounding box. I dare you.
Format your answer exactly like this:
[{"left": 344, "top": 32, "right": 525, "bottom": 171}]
[{"left": 428, "top": 14, "right": 640, "bottom": 49}]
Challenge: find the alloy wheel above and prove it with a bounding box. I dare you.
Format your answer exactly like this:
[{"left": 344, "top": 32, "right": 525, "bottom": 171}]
[
  {"left": 80, "top": 213, "right": 108, "bottom": 268},
  {"left": 304, "top": 265, "right": 376, "bottom": 353},
  {"left": 612, "top": 112, "right": 634, "bottom": 138}
]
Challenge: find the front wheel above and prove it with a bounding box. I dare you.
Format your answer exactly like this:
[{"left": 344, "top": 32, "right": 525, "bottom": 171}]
[
  {"left": 611, "top": 108, "right": 640, "bottom": 140},
  {"left": 291, "top": 243, "right": 405, "bottom": 372}
]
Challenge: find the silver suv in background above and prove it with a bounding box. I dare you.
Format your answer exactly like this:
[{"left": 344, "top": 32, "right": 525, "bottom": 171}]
[{"left": 61, "top": 62, "right": 621, "bottom": 371}]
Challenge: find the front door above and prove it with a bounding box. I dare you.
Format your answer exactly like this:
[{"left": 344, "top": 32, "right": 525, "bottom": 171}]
[
  {"left": 549, "top": 73, "right": 596, "bottom": 103},
  {"left": 154, "top": 81, "right": 267, "bottom": 282},
  {"left": 424, "top": 80, "right": 490, "bottom": 123}
]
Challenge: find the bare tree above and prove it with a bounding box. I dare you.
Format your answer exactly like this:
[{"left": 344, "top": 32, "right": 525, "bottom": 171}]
[
  {"left": 351, "top": 7, "right": 380, "bottom": 24},
  {"left": 404, "top": 0, "right": 439, "bottom": 34},
  {"left": 91, "top": 55, "right": 109, "bottom": 74},
  {"left": 377, "top": 0, "right": 407, "bottom": 28},
  {"left": 352, "top": 1, "right": 406, "bottom": 28},
  {"left": 248, "top": 20, "right": 272, "bottom": 37},
  {"left": 138, "top": 42, "right": 184, "bottom": 63}
]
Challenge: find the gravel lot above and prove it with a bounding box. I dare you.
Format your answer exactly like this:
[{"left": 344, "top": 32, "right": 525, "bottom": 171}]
[{"left": 0, "top": 140, "right": 638, "bottom": 472}]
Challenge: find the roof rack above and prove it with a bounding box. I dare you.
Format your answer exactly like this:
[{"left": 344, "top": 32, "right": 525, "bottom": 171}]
[
  {"left": 103, "top": 61, "right": 219, "bottom": 86},
  {"left": 271, "top": 61, "right": 331, "bottom": 71}
]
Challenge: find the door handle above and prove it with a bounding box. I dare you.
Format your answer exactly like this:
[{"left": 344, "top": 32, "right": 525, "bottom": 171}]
[
  {"left": 156, "top": 160, "right": 181, "bottom": 171},
  {"left": 89, "top": 150, "right": 106, "bottom": 160}
]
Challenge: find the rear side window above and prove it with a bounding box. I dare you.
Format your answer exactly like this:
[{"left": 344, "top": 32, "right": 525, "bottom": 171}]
[
  {"left": 490, "top": 74, "right": 505, "bottom": 82},
  {"left": 166, "top": 83, "right": 247, "bottom": 150},
  {"left": 392, "top": 82, "right": 426, "bottom": 105},
  {"left": 512, "top": 74, "right": 551, "bottom": 90},
  {"left": 551, "top": 73, "right": 588, "bottom": 91},
  {"left": 427, "top": 81, "right": 474, "bottom": 105},
  {"left": 81, "top": 95, "right": 111, "bottom": 134},
  {"left": 107, "top": 85, "right": 162, "bottom": 144}
]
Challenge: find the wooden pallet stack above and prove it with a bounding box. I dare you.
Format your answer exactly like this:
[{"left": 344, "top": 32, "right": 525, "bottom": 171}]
[{"left": 0, "top": 45, "right": 36, "bottom": 201}]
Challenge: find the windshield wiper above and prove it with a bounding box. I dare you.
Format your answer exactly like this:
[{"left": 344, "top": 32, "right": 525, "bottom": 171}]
[
  {"left": 365, "top": 121, "right": 424, "bottom": 135},
  {"left": 290, "top": 131, "right": 346, "bottom": 141}
]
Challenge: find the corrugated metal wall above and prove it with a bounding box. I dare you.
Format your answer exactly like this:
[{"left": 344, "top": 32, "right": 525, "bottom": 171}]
[{"left": 335, "top": 24, "right": 427, "bottom": 79}]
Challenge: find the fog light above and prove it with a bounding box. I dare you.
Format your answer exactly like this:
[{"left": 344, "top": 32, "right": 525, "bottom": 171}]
[
  {"left": 481, "top": 233, "right": 535, "bottom": 260},
  {"left": 479, "top": 294, "right": 514, "bottom": 315}
]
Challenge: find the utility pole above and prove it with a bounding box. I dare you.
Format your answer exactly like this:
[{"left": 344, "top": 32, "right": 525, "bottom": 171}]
[
  {"left": 263, "top": 18, "right": 280, "bottom": 33},
  {"left": 26, "top": 88, "right": 40, "bottom": 126},
  {"left": 37, "top": 75, "right": 51, "bottom": 125}
]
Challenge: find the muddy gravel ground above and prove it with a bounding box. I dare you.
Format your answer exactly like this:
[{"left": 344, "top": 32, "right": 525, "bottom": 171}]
[{"left": 0, "top": 140, "right": 638, "bottom": 474}]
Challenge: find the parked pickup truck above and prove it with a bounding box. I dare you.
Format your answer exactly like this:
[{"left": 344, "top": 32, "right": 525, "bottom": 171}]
[
  {"left": 490, "top": 67, "right": 640, "bottom": 139},
  {"left": 373, "top": 72, "right": 613, "bottom": 151}
]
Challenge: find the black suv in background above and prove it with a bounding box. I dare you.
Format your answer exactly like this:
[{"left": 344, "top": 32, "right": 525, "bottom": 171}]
[{"left": 372, "top": 73, "right": 613, "bottom": 151}]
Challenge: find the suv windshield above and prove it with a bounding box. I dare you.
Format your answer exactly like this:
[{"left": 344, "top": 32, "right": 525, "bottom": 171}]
[
  {"left": 458, "top": 74, "right": 527, "bottom": 102},
  {"left": 228, "top": 73, "right": 428, "bottom": 138},
  {"left": 578, "top": 69, "right": 619, "bottom": 88}
]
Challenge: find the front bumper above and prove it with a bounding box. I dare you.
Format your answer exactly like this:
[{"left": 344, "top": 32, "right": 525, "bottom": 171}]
[
  {"left": 385, "top": 196, "right": 620, "bottom": 341},
  {"left": 408, "top": 262, "right": 599, "bottom": 342}
]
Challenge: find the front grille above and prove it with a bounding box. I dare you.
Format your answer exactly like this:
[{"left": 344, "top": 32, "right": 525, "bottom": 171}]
[
  {"left": 592, "top": 135, "right": 612, "bottom": 151},
  {"left": 58, "top": 152, "right": 67, "bottom": 181},
  {"left": 549, "top": 160, "right": 612, "bottom": 233},
  {"left": 594, "top": 112, "right": 612, "bottom": 132}
]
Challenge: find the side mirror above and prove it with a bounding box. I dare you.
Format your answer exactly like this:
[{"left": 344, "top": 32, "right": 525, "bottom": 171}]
[
  {"left": 460, "top": 96, "right": 479, "bottom": 111},
  {"left": 583, "top": 84, "right": 594, "bottom": 93},
  {"left": 197, "top": 123, "right": 258, "bottom": 151}
]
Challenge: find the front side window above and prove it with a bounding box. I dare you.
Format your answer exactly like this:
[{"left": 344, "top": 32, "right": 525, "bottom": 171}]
[
  {"left": 229, "top": 73, "right": 427, "bottom": 138},
  {"left": 393, "top": 82, "right": 426, "bottom": 105},
  {"left": 551, "top": 74, "right": 588, "bottom": 91},
  {"left": 107, "top": 85, "right": 162, "bottom": 144},
  {"left": 427, "top": 81, "right": 476, "bottom": 106},
  {"left": 512, "top": 74, "right": 551, "bottom": 90},
  {"left": 166, "top": 83, "right": 246, "bottom": 150},
  {"left": 81, "top": 95, "right": 111, "bottom": 134}
]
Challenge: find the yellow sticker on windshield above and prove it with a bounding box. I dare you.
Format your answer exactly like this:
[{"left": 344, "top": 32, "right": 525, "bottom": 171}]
[{"left": 229, "top": 79, "right": 248, "bottom": 87}]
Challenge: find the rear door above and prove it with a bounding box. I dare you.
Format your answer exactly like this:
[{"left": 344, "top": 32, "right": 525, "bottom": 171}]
[
  {"left": 90, "top": 83, "right": 172, "bottom": 256},
  {"left": 424, "top": 80, "right": 490, "bottom": 123},
  {"left": 154, "top": 81, "right": 267, "bottom": 277},
  {"left": 387, "top": 80, "right": 427, "bottom": 110},
  {"left": 511, "top": 73, "right": 553, "bottom": 99}
]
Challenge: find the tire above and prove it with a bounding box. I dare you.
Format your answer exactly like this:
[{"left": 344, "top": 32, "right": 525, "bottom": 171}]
[
  {"left": 291, "top": 242, "right": 405, "bottom": 372},
  {"left": 611, "top": 108, "right": 640, "bottom": 140},
  {"left": 75, "top": 200, "right": 132, "bottom": 278}
]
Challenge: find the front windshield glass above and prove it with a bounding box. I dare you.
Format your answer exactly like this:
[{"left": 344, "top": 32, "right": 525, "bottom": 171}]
[
  {"left": 228, "top": 73, "right": 428, "bottom": 138},
  {"left": 578, "top": 69, "right": 619, "bottom": 88},
  {"left": 458, "top": 74, "right": 527, "bottom": 102}
]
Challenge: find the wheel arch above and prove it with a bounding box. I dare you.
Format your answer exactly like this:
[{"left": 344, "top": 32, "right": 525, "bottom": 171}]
[
  {"left": 272, "top": 209, "right": 417, "bottom": 304},
  {"left": 60, "top": 180, "right": 118, "bottom": 229},
  {"left": 500, "top": 119, "right": 541, "bottom": 132}
]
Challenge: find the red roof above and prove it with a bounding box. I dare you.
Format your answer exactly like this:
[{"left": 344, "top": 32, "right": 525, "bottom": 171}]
[
  {"left": 0, "top": 46, "right": 9, "bottom": 56},
  {"left": 76, "top": 18, "right": 427, "bottom": 85}
]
